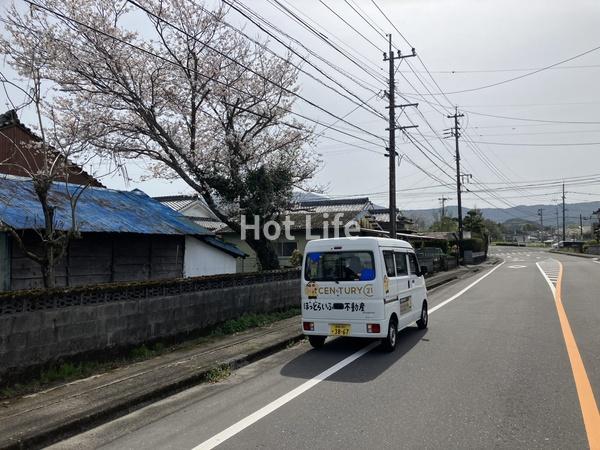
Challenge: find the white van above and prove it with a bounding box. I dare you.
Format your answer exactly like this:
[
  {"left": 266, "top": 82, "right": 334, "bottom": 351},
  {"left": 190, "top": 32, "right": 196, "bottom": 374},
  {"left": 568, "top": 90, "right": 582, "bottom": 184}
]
[{"left": 301, "top": 237, "right": 428, "bottom": 351}]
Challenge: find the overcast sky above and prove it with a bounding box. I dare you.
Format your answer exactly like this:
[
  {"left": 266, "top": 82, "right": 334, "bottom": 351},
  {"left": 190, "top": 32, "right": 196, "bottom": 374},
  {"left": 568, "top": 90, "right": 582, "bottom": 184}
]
[{"left": 2, "top": 0, "right": 600, "bottom": 213}]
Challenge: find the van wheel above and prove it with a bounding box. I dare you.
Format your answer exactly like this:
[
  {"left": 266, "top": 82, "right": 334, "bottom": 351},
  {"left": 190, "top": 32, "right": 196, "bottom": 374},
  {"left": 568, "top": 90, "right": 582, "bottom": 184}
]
[
  {"left": 416, "top": 302, "right": 428, "bottom": 329},
  {"left": 381, "top": 319, "right": 398, "bottom": 352},
  {"left": 308, "top": 335, "right": 326, "bottom": 349}
]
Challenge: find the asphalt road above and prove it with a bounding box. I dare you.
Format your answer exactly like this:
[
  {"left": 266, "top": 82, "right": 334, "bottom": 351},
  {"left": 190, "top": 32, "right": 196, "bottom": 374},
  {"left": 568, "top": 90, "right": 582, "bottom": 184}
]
[{"left": 51, "top": 247, "right": 600, "bottom": 450}]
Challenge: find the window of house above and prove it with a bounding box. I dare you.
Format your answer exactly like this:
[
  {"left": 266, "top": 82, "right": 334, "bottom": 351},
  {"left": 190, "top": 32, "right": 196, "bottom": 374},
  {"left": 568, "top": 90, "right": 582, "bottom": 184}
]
[{"left": 275, "top": 242, "right": 297, "bottom": 257}]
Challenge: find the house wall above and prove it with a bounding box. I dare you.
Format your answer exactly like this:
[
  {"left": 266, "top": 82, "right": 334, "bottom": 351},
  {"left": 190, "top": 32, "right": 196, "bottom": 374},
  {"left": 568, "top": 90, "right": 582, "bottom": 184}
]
[
  {"left": 0, "top": 232, "right": 10, "bottom": 291},
  {"left": 180, "top": 201, "right": 219, "bottom": 220},
  {"left": 8, "top": 233, "right": 184, "bottom": 290},
  {"left": 225, "top": 231, "right": 317, "bottom": 272},
  {"left": 0, "top": 124, "right": 102, "bottom": 186},
  {"left": 184, "top": 236, "right": 236, "bottom": 276}
]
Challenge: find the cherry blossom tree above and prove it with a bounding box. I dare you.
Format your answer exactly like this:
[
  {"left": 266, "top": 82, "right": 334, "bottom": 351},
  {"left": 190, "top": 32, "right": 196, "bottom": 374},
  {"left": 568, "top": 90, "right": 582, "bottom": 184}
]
[
  {"left": 1, "top": 0, "right": 318, "bottom": 270},
  {"left": 0, "top": 68, "right": 94, "bottom": 288}
]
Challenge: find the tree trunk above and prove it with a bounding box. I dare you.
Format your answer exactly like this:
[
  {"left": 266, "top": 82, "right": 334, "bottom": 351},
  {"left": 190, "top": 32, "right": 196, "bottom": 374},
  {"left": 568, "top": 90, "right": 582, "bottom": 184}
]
[
  {"left": 41, "top": 243, "right": 56, "bottom": 288},
  {"left": 41, "top": 258, "right": 55, "bottom": 288},
  {"left": 247, "top": 236, "right": 280, "bottom": 271}
]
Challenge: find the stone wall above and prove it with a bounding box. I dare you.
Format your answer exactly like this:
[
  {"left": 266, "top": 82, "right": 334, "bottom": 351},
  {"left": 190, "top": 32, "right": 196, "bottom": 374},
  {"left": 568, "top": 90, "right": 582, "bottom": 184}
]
[{"left": 0, "top": 269, "right": 300, "bottom": 377}]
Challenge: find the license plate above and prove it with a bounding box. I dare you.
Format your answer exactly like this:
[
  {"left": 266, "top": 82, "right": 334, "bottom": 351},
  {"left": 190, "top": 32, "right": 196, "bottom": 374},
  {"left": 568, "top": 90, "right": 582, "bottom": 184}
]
[{"left": 330, "top": 324, "right": 351, "bottom": 336}]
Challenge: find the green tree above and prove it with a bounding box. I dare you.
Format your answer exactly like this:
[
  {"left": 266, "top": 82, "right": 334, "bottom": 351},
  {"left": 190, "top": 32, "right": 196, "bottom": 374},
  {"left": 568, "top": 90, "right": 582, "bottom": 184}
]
[
  {"left": 483, "top": 219, "right": 504, "bottom": 241},
  {"left": 430, "top": 216, "right": 458, "bottom": 232},
  {"left": 463, "top": 209, "right": 485, "bottom": 235}
]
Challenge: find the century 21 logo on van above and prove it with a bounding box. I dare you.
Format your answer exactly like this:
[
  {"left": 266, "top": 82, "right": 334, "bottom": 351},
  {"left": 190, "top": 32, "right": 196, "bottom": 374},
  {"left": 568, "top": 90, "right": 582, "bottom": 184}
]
[{"left": 305, "top": 282, "right": 374, "bottom": 299}]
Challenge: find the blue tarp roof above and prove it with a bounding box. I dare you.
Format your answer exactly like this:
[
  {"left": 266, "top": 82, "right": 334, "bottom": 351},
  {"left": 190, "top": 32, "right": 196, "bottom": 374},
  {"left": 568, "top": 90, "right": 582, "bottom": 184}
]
[{"left": 0, "top": 176, "right": 213, "bottom": 236}]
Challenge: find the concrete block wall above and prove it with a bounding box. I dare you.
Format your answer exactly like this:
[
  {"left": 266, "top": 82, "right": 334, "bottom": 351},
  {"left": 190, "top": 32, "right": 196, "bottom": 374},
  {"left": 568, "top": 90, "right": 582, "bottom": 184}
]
[{"left": 0, "top": 273, "right": 300, "bottom": 377}]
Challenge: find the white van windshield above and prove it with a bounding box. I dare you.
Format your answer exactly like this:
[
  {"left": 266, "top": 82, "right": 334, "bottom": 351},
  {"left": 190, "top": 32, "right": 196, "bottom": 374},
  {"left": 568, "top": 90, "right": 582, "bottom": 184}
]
[{"left": 304, "top": 251, "right": 375, "bottom": 282}]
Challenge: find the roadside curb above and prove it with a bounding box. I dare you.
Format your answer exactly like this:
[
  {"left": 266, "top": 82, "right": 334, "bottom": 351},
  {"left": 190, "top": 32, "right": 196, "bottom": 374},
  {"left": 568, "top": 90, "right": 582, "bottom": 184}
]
[
  {"left": 425, "top": 262, "right": 490, "bottom": 290},
  {"left": 549, "top": 250, "right": 599, "bottom": 259},
  {"left": 0, "top": 332, "right": 305, "bottom": 450}
]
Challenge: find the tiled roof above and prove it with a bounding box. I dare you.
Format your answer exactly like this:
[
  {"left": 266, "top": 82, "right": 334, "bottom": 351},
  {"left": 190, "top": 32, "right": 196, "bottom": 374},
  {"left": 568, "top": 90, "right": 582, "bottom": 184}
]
[
  {"left": 188, "top": 216, "right": 227, "bottom": 232},
  {"left": 368, "top": 208, "right": 413, "bottom": 224},
  {"left": 291, "top": 197, "right": 372, "bottom": 215},
  {"left": 157, "top": 194, "right": 375, "bottom": 233},
  {"left": 153, "top": 194, "right": 199, "bottom": 212}
]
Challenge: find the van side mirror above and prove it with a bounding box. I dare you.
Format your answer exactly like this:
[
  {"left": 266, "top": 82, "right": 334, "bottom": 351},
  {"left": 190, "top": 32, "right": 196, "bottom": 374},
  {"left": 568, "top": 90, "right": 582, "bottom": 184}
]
[{"left": 419, "top": 266, "right": 428, "bottom": 276}]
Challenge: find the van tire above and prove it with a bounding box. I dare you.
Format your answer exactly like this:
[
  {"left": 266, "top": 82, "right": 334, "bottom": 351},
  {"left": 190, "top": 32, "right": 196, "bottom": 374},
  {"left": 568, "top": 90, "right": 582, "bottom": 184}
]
[
  {"left": 381, "top": 319, "right": 398, "bottom": 352},
  {"left": 416, "top": 302, "right": 428, "bottom": 329},
  {"left": 308, "top": 335, "right": 326, "bottom": 349}
]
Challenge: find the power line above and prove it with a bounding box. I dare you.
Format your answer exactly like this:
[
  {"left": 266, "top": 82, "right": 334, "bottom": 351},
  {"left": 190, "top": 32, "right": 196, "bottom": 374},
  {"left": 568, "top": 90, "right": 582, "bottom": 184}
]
[
  {"left": 205, "top": 0, "right": 386, "bottom": 121},
  {"left": 399, "top": 64, "right": 600, "bottom": 74},
  {"left": 413, "top": 43, "right": 600, "bottom": 95},
  {"left": 343, "top": 0, "right": 387, "bottom": 40},
  {"left": 125, "top": 0, "right": 387, "bottom": 142},
  {"left": 467, "top": 140, "right": 600, "bottom": 147},
  {"left": 465, "top": 129, "right": 600, "bottom": 137},
  {"left": 318, "top": 0, "right": 383, "bottom": 52},
  {"left": 269, "top": 0, "right": 387, "bottom": 85},
  {"left": 462, "top": 109, "right": 600, "bottom": 125}
]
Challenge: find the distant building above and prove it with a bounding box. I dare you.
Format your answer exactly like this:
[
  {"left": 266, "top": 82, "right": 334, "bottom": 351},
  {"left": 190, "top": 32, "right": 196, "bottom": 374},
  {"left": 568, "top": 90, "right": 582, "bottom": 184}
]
[
  {"left": 0, "top": 177, "right": 244, "bottom": 291},
  {"left": 158, "top": 195, "right": 383, "bottom": 272},
  {"left": 0, "top": 110, "right": 102, "bottom": 187},
  {"left": 367, "top": 207, "right": 415, "bottom": 235},
  {"left": 153, "top": 195, "right": 226, "bottom": 232}
]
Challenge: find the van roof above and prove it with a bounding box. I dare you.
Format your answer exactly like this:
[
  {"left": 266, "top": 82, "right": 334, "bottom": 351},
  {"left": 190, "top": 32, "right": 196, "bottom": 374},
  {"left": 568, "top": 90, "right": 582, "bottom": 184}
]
[{"left": 304, "top": 236, "right": 413, "bottom": 251}]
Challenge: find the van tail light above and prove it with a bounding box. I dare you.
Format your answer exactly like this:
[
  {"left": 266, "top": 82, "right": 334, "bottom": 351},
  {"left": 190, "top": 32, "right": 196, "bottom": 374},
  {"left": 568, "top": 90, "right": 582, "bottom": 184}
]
[
  {"left": 303, "top": 322, "right": 314, "bottom": 331},
  {"left": 367, "top": 323, "right": 380, "bottom": 333}
]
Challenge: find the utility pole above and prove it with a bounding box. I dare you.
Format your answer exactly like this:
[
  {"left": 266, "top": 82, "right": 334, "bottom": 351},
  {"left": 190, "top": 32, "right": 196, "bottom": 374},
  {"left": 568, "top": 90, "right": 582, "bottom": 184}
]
[
  {"left": 538, "top": 208, "right": 544, "bottom": 240},
  {"left": 447, "top": 107, "right": 465, "bottom": 261},
  {"left": 580, "top": 213, "right": 584, "bottom": 239},
  {"left": 562, "top": 183, "right": 566, "bottom": 242},
  {"left": 384, "top": 34, "right": 416, "bottom": 239},
  {"left": 439, "top": 196, "right": 451, "bottom": 218}
]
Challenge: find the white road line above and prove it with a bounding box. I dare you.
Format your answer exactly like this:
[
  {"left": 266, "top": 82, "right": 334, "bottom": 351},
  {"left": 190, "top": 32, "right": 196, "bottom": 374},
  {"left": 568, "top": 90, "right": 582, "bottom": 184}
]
[
  {"left": 192, "top": 262, "right": 506, "bottom": 450},
  {"left": 593, "top": 260, "right": 600, "bottom": 265}
]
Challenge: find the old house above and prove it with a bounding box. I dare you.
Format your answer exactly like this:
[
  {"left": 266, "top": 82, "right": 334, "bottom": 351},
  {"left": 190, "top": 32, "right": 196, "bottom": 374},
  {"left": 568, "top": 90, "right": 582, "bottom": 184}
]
[
  {"left": 153, "top": 195, "right": 226, "bottom": 232},
  {"left": 162, "top": 196, "right": 379, "bottom": 272},
  {"left": 0, "top": 176, "right": 244, "bottom": 291},
  {"left": 0, "top": 110, "right": 102, "bottom": 187}
]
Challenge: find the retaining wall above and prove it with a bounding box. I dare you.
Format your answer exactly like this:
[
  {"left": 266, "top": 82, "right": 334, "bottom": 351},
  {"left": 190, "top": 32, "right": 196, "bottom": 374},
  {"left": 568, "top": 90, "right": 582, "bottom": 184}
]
[{"left": 0, "top": 269, "right": 301, "bottom": 377}]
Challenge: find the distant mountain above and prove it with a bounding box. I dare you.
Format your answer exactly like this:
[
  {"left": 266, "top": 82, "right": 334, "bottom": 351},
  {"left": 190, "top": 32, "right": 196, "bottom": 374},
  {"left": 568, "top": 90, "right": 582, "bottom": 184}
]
[{"left": 403, "top": 201, "right": 600, "bottom": 227}]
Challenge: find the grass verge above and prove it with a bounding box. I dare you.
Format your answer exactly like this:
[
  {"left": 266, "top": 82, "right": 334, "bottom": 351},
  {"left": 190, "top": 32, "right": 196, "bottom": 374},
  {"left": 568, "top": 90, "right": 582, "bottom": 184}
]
[{"left": 0, "top": 308, "right": 300, "bottom": 401}]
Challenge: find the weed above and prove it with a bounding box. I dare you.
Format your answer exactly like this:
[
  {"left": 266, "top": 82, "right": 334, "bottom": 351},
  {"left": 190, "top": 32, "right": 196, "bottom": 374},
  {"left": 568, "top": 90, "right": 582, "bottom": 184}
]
[{"left": 205, "top": 365, "right": 231, "bottom": 383}]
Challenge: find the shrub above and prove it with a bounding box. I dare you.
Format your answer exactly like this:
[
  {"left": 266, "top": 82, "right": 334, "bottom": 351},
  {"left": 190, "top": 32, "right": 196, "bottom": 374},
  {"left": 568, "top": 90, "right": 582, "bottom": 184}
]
[{"left": 461, "top": 238, "right": 484, "bottom": 252}]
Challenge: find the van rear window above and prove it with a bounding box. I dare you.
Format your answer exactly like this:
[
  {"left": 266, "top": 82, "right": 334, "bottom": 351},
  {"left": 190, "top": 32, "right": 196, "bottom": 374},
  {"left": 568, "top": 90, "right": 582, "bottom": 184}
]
[{"left": 304, "top": 251, "right": 375, "bottom": 282}]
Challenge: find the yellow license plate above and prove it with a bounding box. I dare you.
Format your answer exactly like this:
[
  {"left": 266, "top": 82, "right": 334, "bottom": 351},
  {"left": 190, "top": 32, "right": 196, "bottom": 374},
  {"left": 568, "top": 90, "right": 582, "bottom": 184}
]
[{"left": 330, "top": 324, "right": 351, "bottom": 336}]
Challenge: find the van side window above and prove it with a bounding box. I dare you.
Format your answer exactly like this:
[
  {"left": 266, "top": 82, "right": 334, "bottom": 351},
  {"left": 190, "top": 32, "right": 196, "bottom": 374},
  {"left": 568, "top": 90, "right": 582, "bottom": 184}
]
[
  {"left": 394, "top": 253, "right": 408, "bottom": 277},
  {"left": 383, "top": 251, "right": 395, "bottom": 277},
  {"left": 408, "top": 253, "right": 420, "bottom": 275},
  {"left": 394, "top": 253, "right": 408, "bottom": 276}
]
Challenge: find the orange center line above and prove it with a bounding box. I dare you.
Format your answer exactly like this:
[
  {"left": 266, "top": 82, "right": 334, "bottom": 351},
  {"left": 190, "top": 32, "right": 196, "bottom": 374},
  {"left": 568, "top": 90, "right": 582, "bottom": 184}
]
[{"left": 554, "top": 262, "right": 600, "bottom": 450}]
